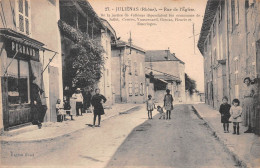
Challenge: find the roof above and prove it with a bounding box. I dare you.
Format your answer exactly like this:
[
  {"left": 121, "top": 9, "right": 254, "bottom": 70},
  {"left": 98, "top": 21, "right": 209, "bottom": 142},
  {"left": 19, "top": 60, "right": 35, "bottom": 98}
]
[
  {"left": 197, "top": 0, "right": 220, "bottom": 54},
  {"left": 145, "top": 50, "right": 185, "bottom": 64},
  {"left": 113, "top": 40, "right": 146, "bottom": 53},
  {"left": 145, "top": 67, "right": 181, "bottom": 82},
  {"left": 100, "top": 18, "right": 117, "bottom": 41}
]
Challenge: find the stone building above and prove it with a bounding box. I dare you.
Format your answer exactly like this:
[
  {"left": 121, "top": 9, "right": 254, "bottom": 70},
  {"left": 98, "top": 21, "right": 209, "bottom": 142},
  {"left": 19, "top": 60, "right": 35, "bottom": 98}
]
[
  {"left": 198, "top": 0, "right": 260, "bottom": 134},
  {"left": 145, "top": 50, "right": 185, "bottom": 103},
  {"left": 98, "top": 18, "right": 117, "bottom": 107},
  {"left": 198, "top": 0, "right": 259, "bottom": 108},
  {"left": 111, "top": 40, "right": 146, "bottom": 104},
  {"left": 0, "top": 0, "right": 63, "bottom": 130}
]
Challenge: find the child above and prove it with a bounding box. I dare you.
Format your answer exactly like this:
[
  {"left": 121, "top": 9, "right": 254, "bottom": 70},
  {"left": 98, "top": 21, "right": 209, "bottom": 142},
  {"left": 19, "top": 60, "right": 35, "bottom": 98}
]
[
  {"left": 230, "top": 99, "right": 242, "bottom": 135},
  {"left": 56, "top": 99, "right": 64, "bottom": 122},
  {"left": 157, "top": 105, "right": 165, "bottom": 119},
  {"left": 63, "top": 98, "right": 73, "bottom": 120},
  {"left": 146, "top": 95, "right": 155, "bottom": 119},
  {"left": 219, "top": 96, "right": 231, "bottom": 133}
]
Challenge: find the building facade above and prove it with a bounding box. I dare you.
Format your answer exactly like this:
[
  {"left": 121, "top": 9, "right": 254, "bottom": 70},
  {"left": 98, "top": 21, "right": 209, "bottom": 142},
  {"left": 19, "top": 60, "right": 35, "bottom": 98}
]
[
  {"left": 98, "top": 18, "right": 116, "bottom": 108},
  {"left": 111, "top": 41, "right": 146, "bottom": 104},
  {"left": 198, "top": 0, "right": 260, "bottom": 134},
  {"left": 145, "top": 50, "right": 186, "bottom": 103},
  {"left": 0, "top": 0, "right": 63, "bottom": 130}
]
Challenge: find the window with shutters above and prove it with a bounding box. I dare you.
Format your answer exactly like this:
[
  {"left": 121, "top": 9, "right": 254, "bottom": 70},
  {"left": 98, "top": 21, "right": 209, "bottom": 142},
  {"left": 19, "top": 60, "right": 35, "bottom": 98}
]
[
  {"left": 134, "top": 62, "right": 138, "bottom": 76},
  {"left": 16, "top": 0, "right": 31, "bottom": 36},
  {"left": 128, "top": 60, "right": 132, "bottom": 75},
  {"left": 139, "top": 83, "right": 144, "bottom": 95}
]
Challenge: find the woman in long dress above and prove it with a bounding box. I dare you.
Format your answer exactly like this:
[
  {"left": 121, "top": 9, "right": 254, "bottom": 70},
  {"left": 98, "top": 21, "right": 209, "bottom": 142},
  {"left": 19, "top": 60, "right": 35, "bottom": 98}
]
[
  {"left": 91, "top": 89, "right": 107, "bottom": 127},
  {"left": 243, "top": 77, "right": 256, "bottom": 133},
  {"left": 164, "top": 89, "right": 174, "bottom": 120}
]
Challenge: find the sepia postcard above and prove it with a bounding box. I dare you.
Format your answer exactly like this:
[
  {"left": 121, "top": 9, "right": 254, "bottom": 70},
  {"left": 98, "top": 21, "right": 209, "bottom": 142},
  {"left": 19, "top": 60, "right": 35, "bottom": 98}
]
[{"left": 0, "top": 0, "right": 259, "bottom": 167}]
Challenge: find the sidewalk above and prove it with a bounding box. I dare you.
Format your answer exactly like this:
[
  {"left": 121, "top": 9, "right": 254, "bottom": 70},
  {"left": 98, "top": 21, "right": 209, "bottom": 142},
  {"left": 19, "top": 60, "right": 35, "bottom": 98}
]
[
  {"left": 193, "top": 103, "right": 260, "bottom": 168},
  {"left": 0, "top": 103, "right": 142, "bottom": 143}
]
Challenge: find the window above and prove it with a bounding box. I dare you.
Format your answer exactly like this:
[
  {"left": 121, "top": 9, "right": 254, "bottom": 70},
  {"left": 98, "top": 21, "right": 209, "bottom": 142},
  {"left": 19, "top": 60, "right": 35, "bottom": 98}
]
[
  {"left": 219, "top": 34, "right": 223, "bottom": 60},
  {"left": 213, "top": 20, "right": 216, "bottom": 37},
  {"left": 139, "top": 62, "right": 143, "bottom": 75},
  {"left": 128, "top": 82, "right": 133, "bottom": 96},
  {"left": 6, "top": 58, "right": 30, "bottom": 105},
  {"left": 139, "top": 83, "right": 144, "bottom": 95},
  {"left": 128, "top": 60, "right": 132, "bottom": 75},
  {"left": 234, "top": 58, "right": 239, "bottom": 84},
  {"left": 231, "top": 0, "right": 239, "bottom": 31},
  {"left": 135, "top": 82, "right": 139, "bottom": 96},
  {"left": 134, "top": 62, "right": 138, "bottom": 76},
  {"left": 16, "top": 0, "right": 30, "bottom": 35},
  {"left": 218, "top": 5, "right": 222, "bottom": 24},
  {"left": 235, "top": 85, "right": 239, "bottom": 98}
]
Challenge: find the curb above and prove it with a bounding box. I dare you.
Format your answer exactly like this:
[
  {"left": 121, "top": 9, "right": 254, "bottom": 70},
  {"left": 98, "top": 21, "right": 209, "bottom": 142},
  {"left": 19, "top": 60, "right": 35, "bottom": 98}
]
[
  {"left": 0, "top": 105, "right": 141, "bottom": 144},
  {"left": 191, "top": 105, "right": 248, "bottom": 168}
]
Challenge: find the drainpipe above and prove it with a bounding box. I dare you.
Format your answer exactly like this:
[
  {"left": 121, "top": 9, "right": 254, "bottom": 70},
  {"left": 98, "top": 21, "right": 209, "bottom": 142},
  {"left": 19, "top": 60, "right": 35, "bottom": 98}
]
[{"left": 226, "top": 0, "right": 232, "bottom": 104}]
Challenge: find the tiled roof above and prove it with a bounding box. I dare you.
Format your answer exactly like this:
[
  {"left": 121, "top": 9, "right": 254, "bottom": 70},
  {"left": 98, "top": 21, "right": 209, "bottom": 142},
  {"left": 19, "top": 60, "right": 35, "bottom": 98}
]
[
  {"left": 145, "top": 50, "right": 184, "bottom": 64},
  {"left": 145, "top": 67, "right": 181, "bottom": 82},
  {"left": 113, "top": 40, "right": 146, "bottom": 53},
  {"left": 197, "top": 0, "right": 220, "bottom": 54}
]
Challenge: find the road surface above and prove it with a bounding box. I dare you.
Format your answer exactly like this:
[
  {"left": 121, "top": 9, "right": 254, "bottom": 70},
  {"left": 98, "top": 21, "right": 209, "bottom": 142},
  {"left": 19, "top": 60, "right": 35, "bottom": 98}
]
[{"left": 1, "top": 104, "right": 238, "bottom": 168}]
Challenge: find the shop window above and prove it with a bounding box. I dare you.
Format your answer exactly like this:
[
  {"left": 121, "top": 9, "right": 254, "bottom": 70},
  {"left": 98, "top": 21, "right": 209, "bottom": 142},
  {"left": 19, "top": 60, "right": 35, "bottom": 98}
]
[
  {"left": 17, "top": 0, "right": 31, "bottom": 35},
  {"left": 6, "top": 59, "right": 30, "bottom": 105}
]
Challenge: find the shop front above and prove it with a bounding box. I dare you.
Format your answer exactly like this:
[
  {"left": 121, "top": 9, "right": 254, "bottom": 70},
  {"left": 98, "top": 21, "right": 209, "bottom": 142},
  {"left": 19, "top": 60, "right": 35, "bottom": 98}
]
[{"left": 0, "top": 29, "right": 45, "bottom": 130}]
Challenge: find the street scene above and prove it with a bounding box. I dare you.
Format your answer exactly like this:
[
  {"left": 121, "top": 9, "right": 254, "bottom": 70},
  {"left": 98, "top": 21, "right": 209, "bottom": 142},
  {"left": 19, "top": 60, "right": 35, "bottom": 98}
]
[{"left": 0, "top": 0, "right": 260, "bottom": 167}]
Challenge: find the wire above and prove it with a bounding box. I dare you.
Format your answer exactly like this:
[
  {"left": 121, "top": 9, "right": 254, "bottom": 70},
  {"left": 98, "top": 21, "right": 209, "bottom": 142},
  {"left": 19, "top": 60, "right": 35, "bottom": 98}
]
[{"left": 0, "top": 1, "right": 7, "bottom": 28}]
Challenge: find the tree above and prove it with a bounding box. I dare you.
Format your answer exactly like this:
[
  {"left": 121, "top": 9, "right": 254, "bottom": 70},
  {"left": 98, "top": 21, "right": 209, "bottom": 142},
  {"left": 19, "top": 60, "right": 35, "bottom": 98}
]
[
  {"left": 185, "top": 73, "right": 197, "bottom": 95},
  {"left": 58, "top": 20, "right": 105, "bottom": 89}
]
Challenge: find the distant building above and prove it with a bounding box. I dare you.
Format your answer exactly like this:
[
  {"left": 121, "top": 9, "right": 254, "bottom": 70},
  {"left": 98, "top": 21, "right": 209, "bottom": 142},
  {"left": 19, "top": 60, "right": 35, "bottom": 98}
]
[
  {"left": 0, "top": 0, "right": 63, "bottom": 130},
  {"left": 111, "top": 41, "right": 146, "bottom": 104},
  {"left": 145, "top": 50, "right": 185, "bottom": 103}
]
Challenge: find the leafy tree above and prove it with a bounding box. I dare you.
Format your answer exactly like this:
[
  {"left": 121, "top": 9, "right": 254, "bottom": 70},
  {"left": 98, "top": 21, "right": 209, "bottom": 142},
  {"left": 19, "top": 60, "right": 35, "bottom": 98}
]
[
  {"left": 58, "top": 20, "right": 104, "bottom": 89},
  {"left": 185, "top": 73, "right": 197, "bottom": 95}
]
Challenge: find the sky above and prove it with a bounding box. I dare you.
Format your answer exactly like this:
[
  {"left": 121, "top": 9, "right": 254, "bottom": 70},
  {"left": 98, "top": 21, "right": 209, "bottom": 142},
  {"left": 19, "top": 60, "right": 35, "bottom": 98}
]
[{"left": 89, "top": 0, "right": 207, "bottom": 92}]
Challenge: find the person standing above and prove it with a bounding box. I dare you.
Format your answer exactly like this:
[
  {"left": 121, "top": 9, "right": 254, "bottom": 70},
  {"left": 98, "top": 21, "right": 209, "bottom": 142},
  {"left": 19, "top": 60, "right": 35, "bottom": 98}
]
[
  {"left": 83, "top": 88, "right": 92, "bottom": 113},
  {"left": 219, "top": 96, "right": 231, "bottom": 133},
  {"left": 91, "top": 89, "right": 107, "bottom": 127},
  {"left": 243, "top": 77, "right": 255, "bottom": 133},
  {"left": 146, "top": 95, "right": 155, "bottom": 119},
  {"left": 30, "top": 76, "right": 45, "bottom": 129},
  {"left": 230, "top": 99, "right": 243, "bottom": 135},
  {"left": 72, "top": 88, "right": 84, "bottom": 116},
  {"left": 164, "top": 89, "right": 174, "bottom": 120}
]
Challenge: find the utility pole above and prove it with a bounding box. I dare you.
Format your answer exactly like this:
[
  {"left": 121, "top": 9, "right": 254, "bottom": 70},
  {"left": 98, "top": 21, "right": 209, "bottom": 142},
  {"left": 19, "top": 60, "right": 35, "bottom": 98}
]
[{"left": 128, "top": 31, "right": 132, "bottom": 54}]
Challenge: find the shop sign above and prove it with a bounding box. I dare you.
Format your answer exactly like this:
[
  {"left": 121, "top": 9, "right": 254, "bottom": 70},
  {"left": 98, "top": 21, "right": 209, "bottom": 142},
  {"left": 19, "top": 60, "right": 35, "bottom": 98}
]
[{"left": 6, "top": 39, "right": 40, "bottom": 61}]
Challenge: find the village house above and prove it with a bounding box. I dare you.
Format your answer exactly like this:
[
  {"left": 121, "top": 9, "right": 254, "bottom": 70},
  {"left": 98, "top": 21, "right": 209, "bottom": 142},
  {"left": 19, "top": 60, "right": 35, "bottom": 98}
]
[
  {"left": 98, "top": 18, "right": 117, "bottom": 107},
  {"left": 145, "top": 50, "right": 185, "bottom": 103},
  {"left": 198, "top": 0, "right": 260, "bottom": 134},
  {"left": 111, "top": 40, "right": 146, "bottom": 104},
  {"left": 59, "top": 0, "right": 116, "bottom": 108},
  {"left": 0, "top": 0, "right": 63, "bottom": 130}
]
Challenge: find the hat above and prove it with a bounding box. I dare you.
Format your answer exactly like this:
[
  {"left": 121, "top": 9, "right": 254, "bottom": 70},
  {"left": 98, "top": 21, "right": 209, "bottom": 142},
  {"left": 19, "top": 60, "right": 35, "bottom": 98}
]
[
  {"left": 166, "top": 89, "right": 170, "bottom": 92},
  {"left": 76, "top": 88, "right": 81, "bottom": 91}
]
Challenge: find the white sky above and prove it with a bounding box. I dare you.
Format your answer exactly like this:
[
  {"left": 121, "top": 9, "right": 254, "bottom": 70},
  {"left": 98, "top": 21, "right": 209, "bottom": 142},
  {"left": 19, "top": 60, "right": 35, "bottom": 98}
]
[{"left": 89, "top": 0, "right": 207, "bottom": 92}]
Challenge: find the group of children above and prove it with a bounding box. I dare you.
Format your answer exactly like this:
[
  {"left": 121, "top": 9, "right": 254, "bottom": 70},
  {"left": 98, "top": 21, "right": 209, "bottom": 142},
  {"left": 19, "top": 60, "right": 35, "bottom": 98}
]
[
  {"left": 146, "top": 95, "right": 168, "bottom": 120},
  {"left": 56, "top": 98, "right": 74, "bottom": 122},
  {"left": 219, "top": 96, "right": 242, "bottom": 135}
]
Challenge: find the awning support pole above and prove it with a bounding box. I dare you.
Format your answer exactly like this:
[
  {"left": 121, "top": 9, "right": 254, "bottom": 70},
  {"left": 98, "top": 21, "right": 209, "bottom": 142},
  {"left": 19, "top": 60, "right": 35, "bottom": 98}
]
[{"left": 41, "top": 52, "right": 57, "bottom": 75}]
